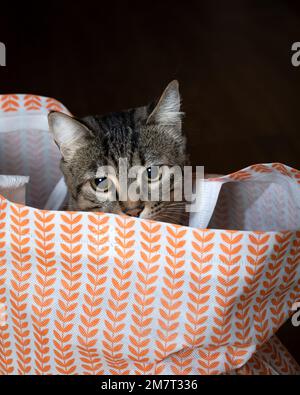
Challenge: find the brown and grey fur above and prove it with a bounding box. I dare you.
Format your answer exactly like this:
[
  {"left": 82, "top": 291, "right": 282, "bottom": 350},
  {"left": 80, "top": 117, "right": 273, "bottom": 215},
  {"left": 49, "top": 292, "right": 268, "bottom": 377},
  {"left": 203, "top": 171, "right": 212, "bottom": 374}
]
[{"left": 48, "top": 80, "right": 188, "bottom": 225}]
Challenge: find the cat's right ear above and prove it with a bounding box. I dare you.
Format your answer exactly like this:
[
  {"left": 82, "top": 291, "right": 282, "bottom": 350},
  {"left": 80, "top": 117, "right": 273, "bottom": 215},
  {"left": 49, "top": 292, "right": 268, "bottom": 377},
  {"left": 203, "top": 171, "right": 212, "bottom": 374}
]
[{"left": 48, "top": 111, "right": 93, "bottom": 161}]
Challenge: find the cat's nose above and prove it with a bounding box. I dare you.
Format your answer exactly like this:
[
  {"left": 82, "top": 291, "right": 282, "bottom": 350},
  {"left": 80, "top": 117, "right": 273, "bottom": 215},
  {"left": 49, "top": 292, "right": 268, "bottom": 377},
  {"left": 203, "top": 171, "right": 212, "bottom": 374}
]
[{"left": 123, "top": 204, "right": 144, "bottom": 217}]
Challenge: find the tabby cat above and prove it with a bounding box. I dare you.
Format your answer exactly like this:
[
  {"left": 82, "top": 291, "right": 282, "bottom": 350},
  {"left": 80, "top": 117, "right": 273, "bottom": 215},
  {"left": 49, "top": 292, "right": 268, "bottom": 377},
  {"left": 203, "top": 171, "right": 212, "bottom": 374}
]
[{"left": 48, "top": 80, "right": 189, "bottom": 225}]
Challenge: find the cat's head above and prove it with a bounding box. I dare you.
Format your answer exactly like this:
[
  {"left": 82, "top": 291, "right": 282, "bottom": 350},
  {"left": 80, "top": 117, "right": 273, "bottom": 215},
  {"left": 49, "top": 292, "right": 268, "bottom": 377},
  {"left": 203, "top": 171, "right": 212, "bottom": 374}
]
[{"left": 48, "top": 80, "right": 188, "bottom": 224}]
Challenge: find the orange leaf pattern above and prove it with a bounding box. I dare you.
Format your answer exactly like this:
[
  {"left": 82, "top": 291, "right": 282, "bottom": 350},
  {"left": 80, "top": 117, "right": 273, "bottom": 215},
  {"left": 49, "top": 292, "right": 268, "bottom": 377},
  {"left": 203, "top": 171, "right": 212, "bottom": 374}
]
[
  {"left": 129, "top": 221, "right": 161, "bottom": 374},
  {"left": 0, "top": 199, "right": 14, "bottom": 374},
  {"left": 53, "top": 213, "right": 83, "bottom": 374},
  {"left": 77, "top": 214, "right": 109, "bottom": 374},
  {"left": 0, "top": 95, "right": 20, "bottom": 112},
  {"left": 0, "top": 192, "right": 298, "bottom": 375},
  {"left": 155, "top": 225, "right": 186, "bottom": 373},
  {"left": 9, "top": 204, "right": 32, "bottom": 374},
  {"left": 32, "top": 211, "right": 57, "bottom": 374},
  {"left": 102, "top": 216, "right": 135, "bottom": 374}
]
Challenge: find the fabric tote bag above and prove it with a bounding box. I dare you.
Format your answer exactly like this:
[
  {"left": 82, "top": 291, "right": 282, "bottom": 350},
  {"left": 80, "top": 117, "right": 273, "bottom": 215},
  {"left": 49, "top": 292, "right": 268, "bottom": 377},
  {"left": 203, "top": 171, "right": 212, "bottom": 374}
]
[{"left": 0, "top": 94, "right": 299, "bottom": 375}]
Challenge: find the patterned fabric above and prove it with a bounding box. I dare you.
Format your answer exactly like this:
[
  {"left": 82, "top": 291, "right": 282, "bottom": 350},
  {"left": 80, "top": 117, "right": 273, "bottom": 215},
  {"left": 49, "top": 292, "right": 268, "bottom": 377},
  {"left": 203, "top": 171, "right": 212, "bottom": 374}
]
[
  {"left": 0, "top": 94, "right": 299, "bottom": 375},
  {"left": 209, "top": 163, "right": 300, "bottom": 232},
  {"left": 0, "top": 94, "right": 70, "bottom": 209},
  {"left": 234, "top": 336, "right": 300, "bottom": 375}
]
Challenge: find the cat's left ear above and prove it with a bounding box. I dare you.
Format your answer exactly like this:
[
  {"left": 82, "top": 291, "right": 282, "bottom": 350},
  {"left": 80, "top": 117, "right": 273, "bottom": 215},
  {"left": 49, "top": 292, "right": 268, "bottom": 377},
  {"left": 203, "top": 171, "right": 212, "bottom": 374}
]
[{"left": 146, "top": 80, "right": 183, "bottom": 128}]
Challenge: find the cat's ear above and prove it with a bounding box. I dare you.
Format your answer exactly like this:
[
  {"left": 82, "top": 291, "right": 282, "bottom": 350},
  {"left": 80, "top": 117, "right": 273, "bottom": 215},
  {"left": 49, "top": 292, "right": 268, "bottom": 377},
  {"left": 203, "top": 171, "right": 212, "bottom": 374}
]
[
  {"left": 146, "top": 80, "right": 183, "bottom": 127},
  {"left": 48, "top": 111, "right": 93, "bottom": 161}
]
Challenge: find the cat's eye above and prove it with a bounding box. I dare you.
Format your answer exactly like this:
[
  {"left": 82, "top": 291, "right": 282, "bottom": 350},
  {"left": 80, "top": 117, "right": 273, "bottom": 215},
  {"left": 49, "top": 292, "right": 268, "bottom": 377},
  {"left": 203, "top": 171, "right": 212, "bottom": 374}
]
[
  {"left": 90, "top": 177, "right": 110, "bottom": 192},
  {"left": 146, "top": 166, "right": 161, "bottom": 183}
]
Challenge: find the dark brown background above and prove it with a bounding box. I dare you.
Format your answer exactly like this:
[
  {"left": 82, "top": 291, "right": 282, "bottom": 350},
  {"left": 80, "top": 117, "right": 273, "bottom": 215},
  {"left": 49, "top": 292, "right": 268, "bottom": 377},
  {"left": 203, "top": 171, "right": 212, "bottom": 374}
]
[{"left": 1, "top": 0, "right": 300, "bottom": 364}]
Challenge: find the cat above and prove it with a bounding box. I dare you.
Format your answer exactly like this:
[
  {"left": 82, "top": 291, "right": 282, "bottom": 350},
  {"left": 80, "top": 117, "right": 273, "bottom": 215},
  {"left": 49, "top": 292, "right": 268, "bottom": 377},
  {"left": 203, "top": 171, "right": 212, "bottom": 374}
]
[{"left": 48, "top": 80, "right": 189, "bottom": 225}]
